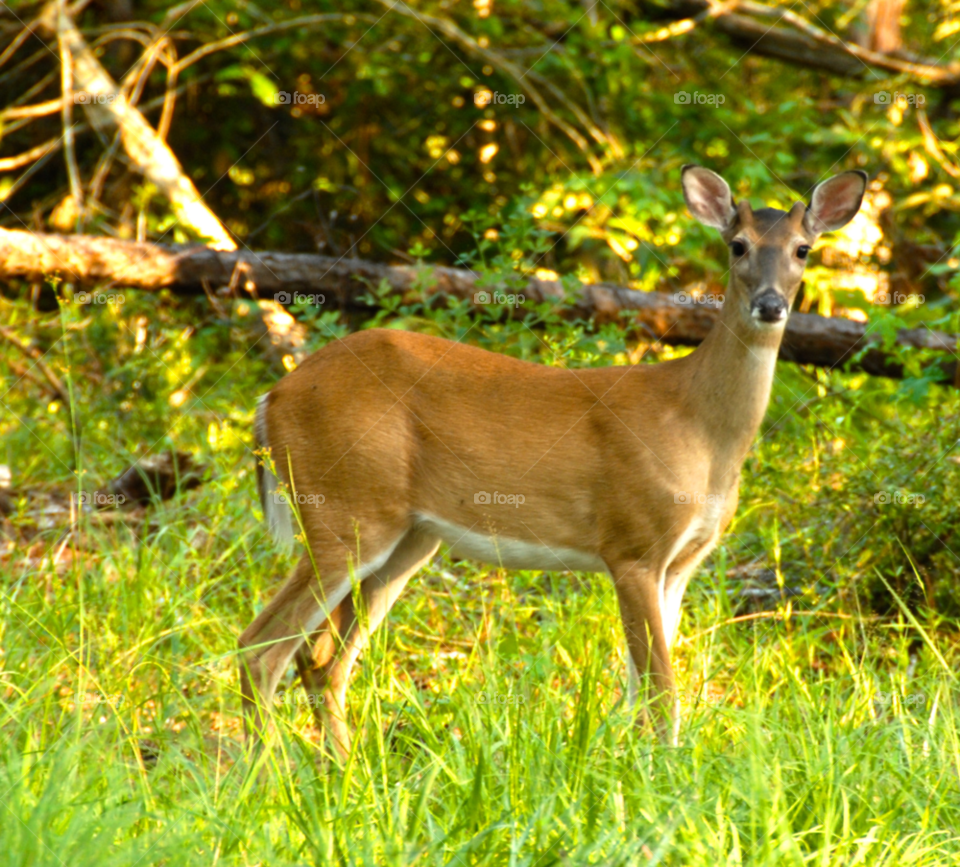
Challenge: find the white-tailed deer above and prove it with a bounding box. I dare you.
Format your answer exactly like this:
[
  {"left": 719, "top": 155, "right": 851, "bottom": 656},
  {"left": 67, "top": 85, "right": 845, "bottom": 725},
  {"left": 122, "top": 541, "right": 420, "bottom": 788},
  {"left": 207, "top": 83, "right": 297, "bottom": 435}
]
[{"left": 242, "top": 165, "right": 866, "bottom": 753}]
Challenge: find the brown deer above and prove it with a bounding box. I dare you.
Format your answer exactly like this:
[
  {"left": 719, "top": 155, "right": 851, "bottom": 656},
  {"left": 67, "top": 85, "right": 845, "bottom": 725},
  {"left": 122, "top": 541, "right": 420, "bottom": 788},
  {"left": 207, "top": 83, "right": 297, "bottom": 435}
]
[{"left": 242, "top": 165, "right": 866, "bottom": 753}]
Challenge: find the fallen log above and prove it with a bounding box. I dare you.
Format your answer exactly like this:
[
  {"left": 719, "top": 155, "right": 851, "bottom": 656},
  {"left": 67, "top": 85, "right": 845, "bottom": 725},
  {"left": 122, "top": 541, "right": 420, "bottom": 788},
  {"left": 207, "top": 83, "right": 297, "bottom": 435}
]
[
  {"left": 107, "top": 451, "right": 207, "bottom": 506},
  {"left": 0, "top": 227, "right": 955, "bottom": 384}
]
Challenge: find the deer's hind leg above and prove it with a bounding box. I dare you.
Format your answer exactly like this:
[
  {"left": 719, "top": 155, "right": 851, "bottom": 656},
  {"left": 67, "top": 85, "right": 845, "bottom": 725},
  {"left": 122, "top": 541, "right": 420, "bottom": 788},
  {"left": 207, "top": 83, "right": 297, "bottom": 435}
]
[
  {"left": 239, "top": 550, "right": 355, "bottom": 741},
  {"left": 318, "top": 524, "right": 440, "bottom": 758},
  {"left": 239, "top": 519, "right": 410, "bottom": 742},
  {"left": 293, "top": 594, "right": 357, "bottom": 728}
]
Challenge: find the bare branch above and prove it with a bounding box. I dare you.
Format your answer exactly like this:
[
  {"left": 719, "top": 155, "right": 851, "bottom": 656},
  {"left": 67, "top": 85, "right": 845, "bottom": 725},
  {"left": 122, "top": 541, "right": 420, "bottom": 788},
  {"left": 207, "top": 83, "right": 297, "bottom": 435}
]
[
  {"left": 173, "top": 13, "right": 376, "bottom": 73},
  {"left": 121, "top": 35, "right": 175, "bottom": 110},
  {"left": 0, "top": 81, "right": 202, "bottom": 205},
  {"left": 0, "top": 138, "right": 61, "bottom": 171},
  {"left": 157, "top": 56, "right": 178, "bottom": 142},
  {"left": 0, "top": 145, "right": 58, "bottom": 203},
  {"left": 736, "top": 0, "right": 960, "bottom": 83},
  {"left": 918, "top": 109, "right": 960, "bottom": 179},
  {"left": 0, "top": 97, "right": 62, "bottom": 119},
  {"left": 57, "top": 0, "right": 84, "bottom": 223},
  {"left": 89, "top": 28, "right": 155, "bottom": 51},
  {"left": 0, "top": 325, "right": 71, "bottom": 406},
  {"left": 651, "top": 0, "right": 960, "bottom": 85},
  {"left": 636, "top": 0, "right": 737, "bottom": 44},
  {"left": 0, "top": 16, "right": 44, "bottom": 70}
]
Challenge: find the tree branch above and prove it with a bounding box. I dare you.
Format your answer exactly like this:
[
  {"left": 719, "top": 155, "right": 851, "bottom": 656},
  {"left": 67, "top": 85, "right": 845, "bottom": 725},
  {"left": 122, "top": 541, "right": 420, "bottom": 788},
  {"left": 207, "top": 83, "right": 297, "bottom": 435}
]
[
  {"left": 0, "top": 98, "right": 63, "bottom": 119},
  {"left": 172, "top": 13, "right": 376, "bottom": 73},
  {"left": 643, "top": 0, "right": 960, "bottom": 86},
  {"left": 0, "top": 139, "right": 61, "bottom": 171},
  {"left": 58, "top": 0, "right": 84, "bottom": 223},
  {"left": 0, "top": 324, "right": 71, "bottom": 405}
]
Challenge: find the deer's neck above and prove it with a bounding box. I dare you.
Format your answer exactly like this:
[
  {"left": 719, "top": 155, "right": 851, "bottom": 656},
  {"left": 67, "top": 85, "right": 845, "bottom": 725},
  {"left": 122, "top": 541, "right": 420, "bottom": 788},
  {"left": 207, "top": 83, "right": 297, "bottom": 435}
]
[{"left": 683, "top": 302, "right": 782, "bottom": 470}]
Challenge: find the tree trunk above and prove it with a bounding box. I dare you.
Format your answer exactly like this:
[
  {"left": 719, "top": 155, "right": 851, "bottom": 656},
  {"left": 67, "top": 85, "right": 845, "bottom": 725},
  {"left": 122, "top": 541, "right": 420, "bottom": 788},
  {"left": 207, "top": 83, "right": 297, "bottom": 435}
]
[{"left": 868, "top": 0, "right": 904, "bottom": 54}]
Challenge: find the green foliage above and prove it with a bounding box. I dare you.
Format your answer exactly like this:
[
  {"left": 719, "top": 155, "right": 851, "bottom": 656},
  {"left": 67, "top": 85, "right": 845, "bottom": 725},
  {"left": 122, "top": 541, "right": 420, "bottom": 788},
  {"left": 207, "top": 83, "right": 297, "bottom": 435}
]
[{"left": 3, "top": 245, "right": 960, "bottom": 861}]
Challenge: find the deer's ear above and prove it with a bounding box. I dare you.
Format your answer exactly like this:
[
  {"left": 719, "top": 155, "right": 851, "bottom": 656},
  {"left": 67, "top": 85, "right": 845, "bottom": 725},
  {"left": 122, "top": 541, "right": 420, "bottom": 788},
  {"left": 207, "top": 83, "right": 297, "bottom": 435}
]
[
  {"left": 804, "top": 171, "right": 867, "bottom": 234},
  {"left": 682, "top": 165, "right": 735, "bottom": 231}
]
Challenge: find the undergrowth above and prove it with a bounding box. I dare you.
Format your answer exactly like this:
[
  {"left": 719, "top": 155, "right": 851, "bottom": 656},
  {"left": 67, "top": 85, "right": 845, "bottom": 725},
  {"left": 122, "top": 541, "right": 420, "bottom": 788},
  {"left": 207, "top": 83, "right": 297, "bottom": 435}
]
[{"left": 1, "top": 251, "right": 959, "bottom": 863}]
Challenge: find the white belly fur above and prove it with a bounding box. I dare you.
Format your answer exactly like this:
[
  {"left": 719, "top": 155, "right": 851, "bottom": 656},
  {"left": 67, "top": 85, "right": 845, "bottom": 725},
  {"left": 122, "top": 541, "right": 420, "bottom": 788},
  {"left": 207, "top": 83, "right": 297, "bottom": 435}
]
[{"left": 414, "top": 513, "right": 607, "bottom": 573}]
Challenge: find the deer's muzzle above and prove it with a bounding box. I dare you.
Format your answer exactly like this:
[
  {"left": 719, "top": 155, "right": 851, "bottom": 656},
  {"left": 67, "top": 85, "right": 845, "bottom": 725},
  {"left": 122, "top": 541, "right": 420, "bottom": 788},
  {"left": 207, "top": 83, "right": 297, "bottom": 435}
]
[{"left": 750, "top": 288, "right": 788, "bottom": 324}]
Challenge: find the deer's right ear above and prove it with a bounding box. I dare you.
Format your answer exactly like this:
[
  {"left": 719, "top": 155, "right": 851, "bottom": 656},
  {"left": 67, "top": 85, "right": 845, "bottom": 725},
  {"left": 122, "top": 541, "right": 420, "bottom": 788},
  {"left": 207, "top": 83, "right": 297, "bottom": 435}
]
[
  {"left": 682, "top": 165, "right": 735, "bottom": 231},
  {"left": 803, "top": 170, "right": 868, "bottom": 235}
]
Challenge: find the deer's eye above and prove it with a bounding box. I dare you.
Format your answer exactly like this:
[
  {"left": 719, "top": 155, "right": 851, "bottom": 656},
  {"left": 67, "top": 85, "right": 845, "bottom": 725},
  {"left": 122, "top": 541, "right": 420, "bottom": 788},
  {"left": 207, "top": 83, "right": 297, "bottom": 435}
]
[
  {"left": 797, "top": 245, "right": 810, "bottom": 260},
  {"left": 730, "top": 240, "right": 746, "bottom": 257}
]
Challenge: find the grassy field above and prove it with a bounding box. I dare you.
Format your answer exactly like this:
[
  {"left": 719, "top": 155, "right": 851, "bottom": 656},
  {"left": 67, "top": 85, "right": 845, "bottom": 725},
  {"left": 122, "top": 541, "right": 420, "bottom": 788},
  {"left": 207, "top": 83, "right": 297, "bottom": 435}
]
[{"left": 1, "top": 292, "right": 959, "bottom": 865}]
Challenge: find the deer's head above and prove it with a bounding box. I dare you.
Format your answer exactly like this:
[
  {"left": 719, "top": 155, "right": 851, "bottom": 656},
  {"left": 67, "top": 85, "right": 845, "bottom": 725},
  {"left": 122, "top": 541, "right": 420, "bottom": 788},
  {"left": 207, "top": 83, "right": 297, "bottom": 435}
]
[{"left": 681, "top": 165, "right": 867, "bottom": 330}]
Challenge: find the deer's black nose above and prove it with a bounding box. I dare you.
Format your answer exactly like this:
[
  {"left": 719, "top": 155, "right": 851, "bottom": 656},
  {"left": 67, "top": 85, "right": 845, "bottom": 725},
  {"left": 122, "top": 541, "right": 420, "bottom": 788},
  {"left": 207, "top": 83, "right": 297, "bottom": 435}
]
[{"left": 750, "top": 288, "right": 788, "bottom": 323}]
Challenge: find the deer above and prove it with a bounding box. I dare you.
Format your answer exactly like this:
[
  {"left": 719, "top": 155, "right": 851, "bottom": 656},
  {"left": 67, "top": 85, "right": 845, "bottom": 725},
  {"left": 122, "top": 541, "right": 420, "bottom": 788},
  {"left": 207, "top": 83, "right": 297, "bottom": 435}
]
[{"left": 241, "top": 164, "right": 867, "bottom": 754}]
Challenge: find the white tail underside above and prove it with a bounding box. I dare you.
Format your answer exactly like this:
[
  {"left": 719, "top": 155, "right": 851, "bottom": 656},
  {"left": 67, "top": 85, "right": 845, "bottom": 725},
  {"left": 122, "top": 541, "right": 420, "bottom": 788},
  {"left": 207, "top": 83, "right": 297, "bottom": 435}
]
[{"left": 256, "top": 394, "right": 294, "bottom": 550}]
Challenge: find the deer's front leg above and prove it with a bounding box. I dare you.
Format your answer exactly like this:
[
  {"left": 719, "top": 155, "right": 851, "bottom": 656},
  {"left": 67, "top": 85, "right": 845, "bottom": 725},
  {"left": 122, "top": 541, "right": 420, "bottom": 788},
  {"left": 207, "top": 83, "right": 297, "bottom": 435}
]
[{"left": 609, "top": 561, "right": 678, "bottom": 745}]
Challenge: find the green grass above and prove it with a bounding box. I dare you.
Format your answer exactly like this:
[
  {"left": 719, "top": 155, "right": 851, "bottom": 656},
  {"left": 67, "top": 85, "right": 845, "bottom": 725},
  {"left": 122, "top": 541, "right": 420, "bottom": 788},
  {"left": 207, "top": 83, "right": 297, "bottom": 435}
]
[{"left": 1, "top": 294, "right": 959, "bottom": 865}]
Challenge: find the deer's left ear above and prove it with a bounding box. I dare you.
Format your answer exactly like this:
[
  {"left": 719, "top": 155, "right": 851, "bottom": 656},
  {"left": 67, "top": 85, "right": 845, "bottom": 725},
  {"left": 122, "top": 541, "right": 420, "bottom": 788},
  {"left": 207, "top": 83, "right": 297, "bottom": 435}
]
[
  {"left": 804, "top": 171, "right": 868, "bottom": 234},
  {"left": 682, "top": 165, "right": 735, "bottom": 231}
]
